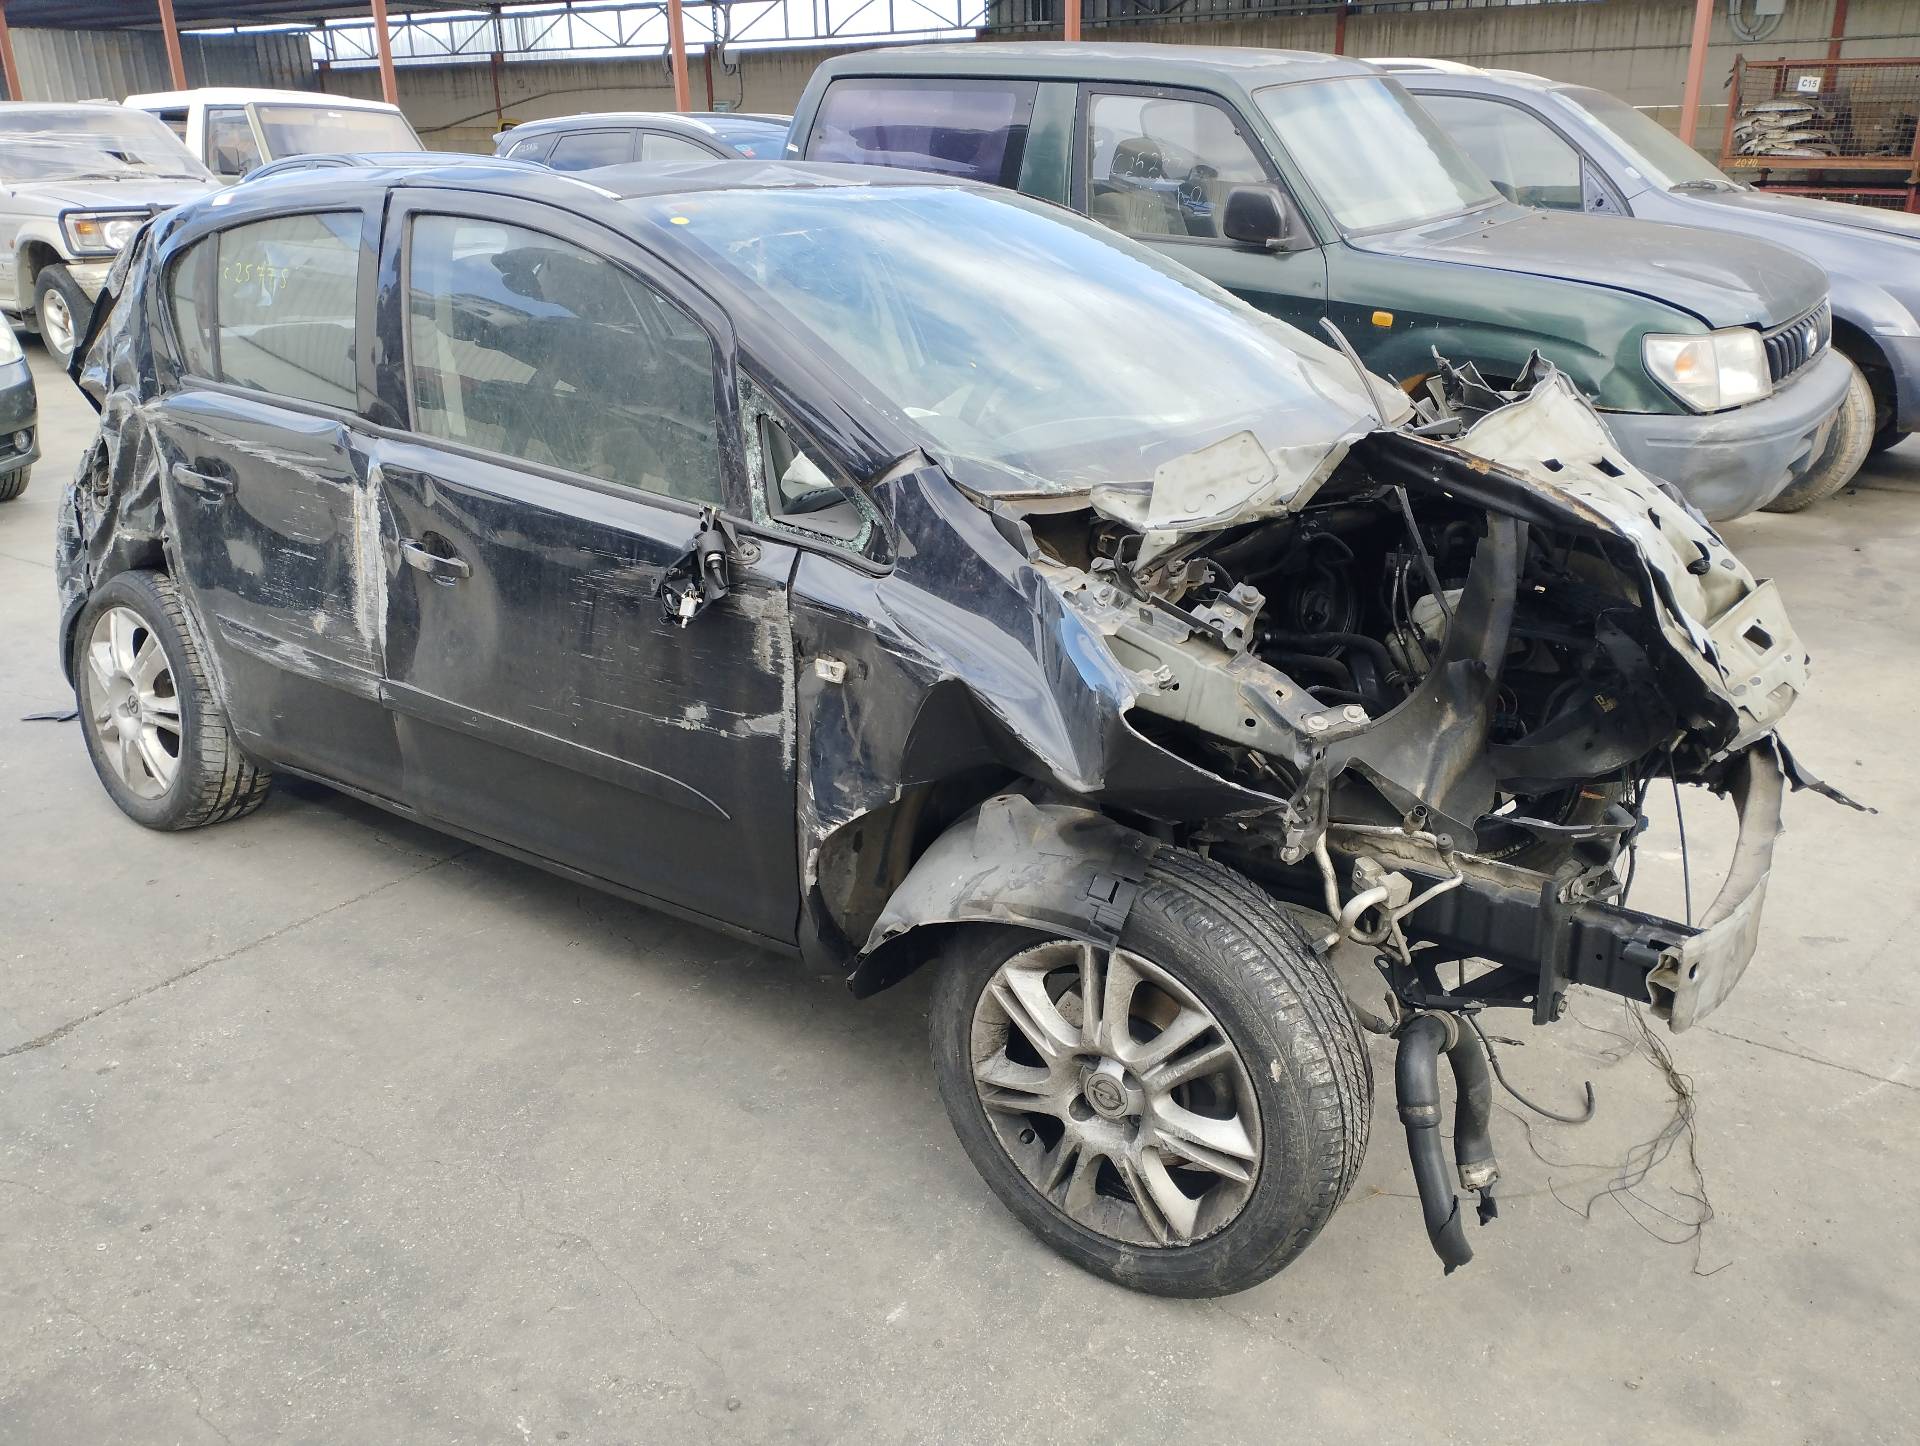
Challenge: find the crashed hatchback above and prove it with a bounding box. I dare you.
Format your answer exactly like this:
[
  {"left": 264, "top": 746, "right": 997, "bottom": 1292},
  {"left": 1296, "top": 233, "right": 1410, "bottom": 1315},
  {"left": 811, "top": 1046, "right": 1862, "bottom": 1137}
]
[{"left": 60, "top": 162, "right": 1830, "bottom": 1296}]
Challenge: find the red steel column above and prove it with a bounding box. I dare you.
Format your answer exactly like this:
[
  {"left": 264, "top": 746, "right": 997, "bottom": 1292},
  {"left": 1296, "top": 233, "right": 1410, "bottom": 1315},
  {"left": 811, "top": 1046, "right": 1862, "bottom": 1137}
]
[
  {"left": 1063, "top": 0, "right": 1080, "bottom": 42},
  {"left": 371, "top": 0, "right": 399, "bottom": 106},
  {"left": 666, "top": 0, "right": 691, "bottom": 111},
  {"left": 0, "top": 4, "right": 21, "bottom": 104},
  {"left": 1677, "top": 0, "right": 1716, "bottom": 145},
  {"left": 157, "top": 0, "right": 188, "bottom": 89}
]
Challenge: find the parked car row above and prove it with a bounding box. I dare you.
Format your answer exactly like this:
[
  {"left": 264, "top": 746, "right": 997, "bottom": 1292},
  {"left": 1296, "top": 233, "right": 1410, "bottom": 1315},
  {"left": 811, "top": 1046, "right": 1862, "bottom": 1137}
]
[{"left": 53, "top": 41, "right": 1865, "bottom": 1297}]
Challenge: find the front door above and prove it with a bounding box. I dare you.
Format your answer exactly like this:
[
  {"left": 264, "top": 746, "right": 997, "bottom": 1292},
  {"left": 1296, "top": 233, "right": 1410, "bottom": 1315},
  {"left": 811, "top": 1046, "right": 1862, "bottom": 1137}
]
[
  {"left": 373, "top": 199, "right": 801, "bottom": 941},
  {"left": 1076, "top": 86, "right": 1329, "bottom": 336},
  {"left": 147, "top": 206, "right": 401, "bottom": 797}
]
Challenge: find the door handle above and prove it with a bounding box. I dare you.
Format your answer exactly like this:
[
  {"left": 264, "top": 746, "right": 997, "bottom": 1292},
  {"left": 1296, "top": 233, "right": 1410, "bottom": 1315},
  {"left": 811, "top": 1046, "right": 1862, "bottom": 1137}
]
[
  {"left": 173, "top": 465, "right": 234, "bottom": 499},
  {"left": 400, "top": 538, "right": 471, "bottom": 585}
]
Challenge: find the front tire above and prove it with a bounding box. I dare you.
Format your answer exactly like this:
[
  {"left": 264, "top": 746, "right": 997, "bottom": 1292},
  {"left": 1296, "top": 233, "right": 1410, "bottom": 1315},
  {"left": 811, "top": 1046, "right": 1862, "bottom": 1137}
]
[
  {"left": 34, "top": 264, "right": 89, "bottom": 369},
  {"left": 73, "top": 570, "right": 271, "bottom": 831},
  {"left": 0, "top": 465, "right": 27, "bottom": 502},
  {"left": 1764, "top": 356, "right": 1875, "bottom": 513},
  {"left": 928, "top": 848, "right": 1371, "bottom": 1297}
]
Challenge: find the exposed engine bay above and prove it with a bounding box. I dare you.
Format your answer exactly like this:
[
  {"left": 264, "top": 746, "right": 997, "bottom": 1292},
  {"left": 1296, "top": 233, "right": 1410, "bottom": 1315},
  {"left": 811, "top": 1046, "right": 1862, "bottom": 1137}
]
[{"left": 988, "top": 358, "right": 1847, "bottom": 1271}]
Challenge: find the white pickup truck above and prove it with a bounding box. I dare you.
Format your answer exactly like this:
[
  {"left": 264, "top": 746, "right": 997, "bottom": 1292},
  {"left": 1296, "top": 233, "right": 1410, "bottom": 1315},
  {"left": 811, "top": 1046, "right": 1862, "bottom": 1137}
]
[{"left": 123, "top": 88, "right": 423, "bottom": 183}]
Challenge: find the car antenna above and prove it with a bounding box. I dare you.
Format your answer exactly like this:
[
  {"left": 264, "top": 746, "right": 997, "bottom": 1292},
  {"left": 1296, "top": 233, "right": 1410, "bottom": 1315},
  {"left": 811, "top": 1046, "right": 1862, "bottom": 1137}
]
[{"left": 1319, "top": 317, "right": 1395, "bottom": 426}]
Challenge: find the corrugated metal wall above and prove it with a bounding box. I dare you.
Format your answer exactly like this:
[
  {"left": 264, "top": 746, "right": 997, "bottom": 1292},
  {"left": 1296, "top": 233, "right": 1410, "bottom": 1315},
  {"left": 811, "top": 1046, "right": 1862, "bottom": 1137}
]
[{"left": 5, "top": 26, "right": 314, "bottom": 102}]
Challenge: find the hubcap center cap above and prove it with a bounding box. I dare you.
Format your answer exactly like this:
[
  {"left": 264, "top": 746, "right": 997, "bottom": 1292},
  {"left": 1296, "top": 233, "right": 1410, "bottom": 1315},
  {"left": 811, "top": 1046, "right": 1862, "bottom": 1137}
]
[{"left": 1082, "top": 1063, "right": 1136, "bottom": 1120}]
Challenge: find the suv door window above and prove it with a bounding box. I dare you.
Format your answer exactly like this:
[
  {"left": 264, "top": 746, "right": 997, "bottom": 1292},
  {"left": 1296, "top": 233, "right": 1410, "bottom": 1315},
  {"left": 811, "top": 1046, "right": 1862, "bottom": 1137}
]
[
  {"left": 641, "top": 132, "right": 717, "bottom": 162},
  {"left": 547, "top": 129, "right": 636, "bottom": 170},
  {"left": 405, "top": 214, "right": 723, "bottom": 502},
  {"left": 153, "top": 107, "right": 189, "bottom": 141},
  {"left": 806, "top": 78, "right": 1036, "bottom": 187},
  {"left": 1085, "top": 93, "right": 1268, "bottom": 240},
  {"left": 206, "top": 212, "right": 360, "bottom": 408},
  {"left": 205, "top": 107, "right": 261, "bottom": 177},
  {"left": 1409, "top": 94, "right": 1585, "bottom": 211}
]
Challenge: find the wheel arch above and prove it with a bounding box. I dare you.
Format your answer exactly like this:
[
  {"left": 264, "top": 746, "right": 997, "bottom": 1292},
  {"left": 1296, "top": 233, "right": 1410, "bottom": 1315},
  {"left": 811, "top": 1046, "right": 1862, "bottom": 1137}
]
[
  {"left": 16, "top": 235, "right": 66, "bottom": 313},
  {"left": 1829, "top": 313, "right": 1898, "bottom": 432},
  {"left": 845, "top": 794, "right": 1161, "bottom": 998}
]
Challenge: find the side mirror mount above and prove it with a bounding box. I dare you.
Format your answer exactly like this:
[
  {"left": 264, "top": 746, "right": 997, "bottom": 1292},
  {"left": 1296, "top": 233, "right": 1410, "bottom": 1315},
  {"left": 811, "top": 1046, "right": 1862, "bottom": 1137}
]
[{"left": 1222, "top": 185, "right": 1303, "bottom": 252}]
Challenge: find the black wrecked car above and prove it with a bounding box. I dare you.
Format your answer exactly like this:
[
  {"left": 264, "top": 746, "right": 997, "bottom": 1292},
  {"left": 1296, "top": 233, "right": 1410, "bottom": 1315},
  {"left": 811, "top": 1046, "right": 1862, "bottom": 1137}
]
[{"left": 60, "top": 161, "right": 1832, "bottom": 1296}]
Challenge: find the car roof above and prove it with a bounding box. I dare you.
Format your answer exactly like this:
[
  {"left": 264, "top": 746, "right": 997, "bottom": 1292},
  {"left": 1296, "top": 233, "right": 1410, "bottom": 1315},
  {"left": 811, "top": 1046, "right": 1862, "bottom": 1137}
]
[
  {"left": 124, "top": 87, "right": 406, "bottom": 113},
  {"left": 176, "top": 159, "right": 974, "bottom": 222},
  {"left": 246, "top": 150, "right": 516, "bottom": 178},
  {"left": 500, "top": 111, "right": 787, "bottom": 139},
  {"left": 811, "top": 40, "right": 1372, "bottom": 90}
]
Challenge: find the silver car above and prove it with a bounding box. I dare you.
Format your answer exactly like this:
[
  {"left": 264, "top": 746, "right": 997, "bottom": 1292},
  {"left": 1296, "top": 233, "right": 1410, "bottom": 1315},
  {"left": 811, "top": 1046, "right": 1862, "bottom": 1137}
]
[{"left": 0, "top": 103, "right": 215, "bottom": 366}]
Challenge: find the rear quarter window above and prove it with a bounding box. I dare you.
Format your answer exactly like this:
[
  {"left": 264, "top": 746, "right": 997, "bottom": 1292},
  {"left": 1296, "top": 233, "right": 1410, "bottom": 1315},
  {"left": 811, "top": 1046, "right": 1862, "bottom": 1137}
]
[{"left": 805, "top": 78, "right": 1036, "bottom": 187}]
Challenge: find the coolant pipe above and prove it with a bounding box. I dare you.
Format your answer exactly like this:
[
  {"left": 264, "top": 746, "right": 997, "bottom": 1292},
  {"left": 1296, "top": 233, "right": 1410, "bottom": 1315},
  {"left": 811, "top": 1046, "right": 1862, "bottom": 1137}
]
[{"left": 1395, "top": 1015, "right": 1474, "bottom": 1273}]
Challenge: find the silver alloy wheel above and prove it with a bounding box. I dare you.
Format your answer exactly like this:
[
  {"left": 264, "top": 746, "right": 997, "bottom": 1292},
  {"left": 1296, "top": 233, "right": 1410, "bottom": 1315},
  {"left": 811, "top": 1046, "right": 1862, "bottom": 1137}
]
[
  {"left": 84, "top": 605, "right": 182, "bottom": 800},
  {"left": 40, "top": 284, "right": 74, "bottom": 360},
  {"left": 970, "top": 938, "right": 1261, "bottom": 1248}
]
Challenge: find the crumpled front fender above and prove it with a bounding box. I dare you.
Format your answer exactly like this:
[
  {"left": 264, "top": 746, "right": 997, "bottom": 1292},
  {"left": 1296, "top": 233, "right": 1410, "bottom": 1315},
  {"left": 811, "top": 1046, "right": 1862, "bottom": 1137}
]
[{"left": 852, "top": 795, "right": 1161, "bottom": 994}]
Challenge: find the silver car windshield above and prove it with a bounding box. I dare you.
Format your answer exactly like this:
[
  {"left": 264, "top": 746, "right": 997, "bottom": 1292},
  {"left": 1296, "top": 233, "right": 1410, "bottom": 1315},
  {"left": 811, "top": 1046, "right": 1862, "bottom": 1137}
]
[
  {"left": 632, "top": 184, "right": 1380, "bottom": 492},
  {"left": 1255, "top": 76, "right": 1500, "bottom": 232},
  {"left": 253, "top": 105, "right": 420, "bottom": 157},
  {"left": 1555, "top": 86, "right": 1735, "bottom": 190},
  {"left": 0, "top": 107, "right": 211, "bottom": 182}
]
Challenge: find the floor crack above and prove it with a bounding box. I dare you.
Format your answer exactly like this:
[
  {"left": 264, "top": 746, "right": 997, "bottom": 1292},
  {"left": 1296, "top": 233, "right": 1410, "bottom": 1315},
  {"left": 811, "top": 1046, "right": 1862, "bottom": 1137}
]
[
  {"left": 2, "top": 849, "right": 470, "bottom": 1062},
  {"left": 1696, "top": 1022, "right": 1919, "bottom": 1094}
]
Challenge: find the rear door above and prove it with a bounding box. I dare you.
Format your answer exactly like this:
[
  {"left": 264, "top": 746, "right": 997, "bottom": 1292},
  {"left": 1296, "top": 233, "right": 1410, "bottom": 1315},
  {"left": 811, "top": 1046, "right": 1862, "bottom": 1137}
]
[
  {"left": 369, "top": 192, "right": 801, "bottom": 940},
  {"left": 147, "top": 203, "right": 403, "bottom": 797},
  {"left": 1074, "top": 86, "right": 1329, "bottom": 336}
]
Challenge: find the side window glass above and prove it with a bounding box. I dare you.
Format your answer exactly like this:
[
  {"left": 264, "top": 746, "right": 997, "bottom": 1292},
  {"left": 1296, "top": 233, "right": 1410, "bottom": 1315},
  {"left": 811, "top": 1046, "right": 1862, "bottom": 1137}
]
[
  {"left": 1420, "top": 95, "right": 1584, "bottom": 211},
  {"left": 506, "top": 134, "right": 554, "bottom": 165},
  {"left": 205, "top": 108, "right": 261, "bottom": 177},
  {"left": 548, "top": 129, "right": 635, "bottom": 171},
  {"left": 1085, "top": 94, "right": 1268, "bottom": 241},
  {"left": 406, "top": 214, "right": 724, "bottom": 503},
  {"left": 807, "top": 79, "right": 1035, "bottom": 187},
  {"left": 213, "top": 212, "right": 360, "bottom": 408},
  {"left": 154, "top": 108, "right": 189, "bottom": 141},
  {"left": 743, "top": 378, "right": 883, "bottom": 557},
  {"left": 166, "top": 236, "right": 218, "bottom": 378},
  {"left": 643, "top": 133, "right": 717, "bottom": 163}
]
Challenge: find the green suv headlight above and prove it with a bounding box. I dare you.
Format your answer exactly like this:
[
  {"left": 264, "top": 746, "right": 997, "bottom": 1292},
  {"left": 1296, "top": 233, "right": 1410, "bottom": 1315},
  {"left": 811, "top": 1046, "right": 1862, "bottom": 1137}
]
[
  {"left": 1643, "top": 327, "right": 1772, "bottom": 412},
  {"left": 61, "top": 212, "right": 146, "bottom": 257}
]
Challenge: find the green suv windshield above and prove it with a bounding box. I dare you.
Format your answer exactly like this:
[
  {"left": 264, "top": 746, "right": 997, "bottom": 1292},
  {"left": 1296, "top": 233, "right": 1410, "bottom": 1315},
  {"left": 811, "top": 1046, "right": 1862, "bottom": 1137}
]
[
  {"left": 1256, "top": 76, "right": 1500, "bottom": 231},
  {"left": 1554, "top": 85, "right": 1735, "bottom": 190},
  {"left": 635, "top": 184, "right": 1376, "bottom": 491}
]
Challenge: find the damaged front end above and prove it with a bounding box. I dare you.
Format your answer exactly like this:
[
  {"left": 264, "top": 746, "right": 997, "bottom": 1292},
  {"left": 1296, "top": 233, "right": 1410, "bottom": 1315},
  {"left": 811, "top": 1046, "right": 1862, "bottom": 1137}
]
[{"left": 970, "top": 358, "right": 1837, "bottom": 1271}]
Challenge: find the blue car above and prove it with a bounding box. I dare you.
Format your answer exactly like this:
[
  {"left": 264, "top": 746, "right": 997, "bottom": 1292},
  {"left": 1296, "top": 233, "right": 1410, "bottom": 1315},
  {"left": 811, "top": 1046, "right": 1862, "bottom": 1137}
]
[{"left": 1390, "top": 59, "right": 1920, "bottom": 511}]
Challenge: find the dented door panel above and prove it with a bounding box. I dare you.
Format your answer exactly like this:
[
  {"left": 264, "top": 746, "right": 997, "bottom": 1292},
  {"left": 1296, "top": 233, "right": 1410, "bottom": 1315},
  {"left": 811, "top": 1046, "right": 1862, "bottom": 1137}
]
[
  {"left": 153, "top": 388, "right": 402, "bottom": 798},
  {"left": 375, "top": 439, "right": 803, "bottom": 942}
]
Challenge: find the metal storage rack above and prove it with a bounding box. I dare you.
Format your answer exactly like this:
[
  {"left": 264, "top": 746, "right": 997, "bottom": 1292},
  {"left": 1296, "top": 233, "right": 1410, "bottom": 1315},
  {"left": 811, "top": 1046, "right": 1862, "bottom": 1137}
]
[{"left": 1718, "top": 55, "right": 1920, "bottom": 212}]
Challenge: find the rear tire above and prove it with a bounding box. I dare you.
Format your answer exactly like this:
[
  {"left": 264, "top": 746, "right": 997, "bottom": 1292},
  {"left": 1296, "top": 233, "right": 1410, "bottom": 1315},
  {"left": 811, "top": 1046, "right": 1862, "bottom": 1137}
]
[
  {"left": 0, "top": 465, "right": 26, "bottom": 502},
  {"left": 72, "top": 570, "right": 271, "bottom": 831},
  {"left": 928, "top": 848, "right": 1371, "bottom": 1297},
  {"left": 1764, "top": 356, "right": 1874, "bottom": 513}
]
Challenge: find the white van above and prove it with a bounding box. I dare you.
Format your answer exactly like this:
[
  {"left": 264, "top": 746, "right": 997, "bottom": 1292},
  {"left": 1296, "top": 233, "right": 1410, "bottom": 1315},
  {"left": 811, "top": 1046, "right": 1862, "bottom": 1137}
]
[{"left": 122, "top": 88, "right": 423, "bottom": 182}]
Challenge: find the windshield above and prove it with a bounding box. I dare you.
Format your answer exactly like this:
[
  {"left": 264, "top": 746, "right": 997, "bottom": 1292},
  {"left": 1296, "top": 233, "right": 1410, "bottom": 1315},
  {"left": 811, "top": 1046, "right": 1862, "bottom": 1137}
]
[
  {"left": 0, "top": 107, "right": 210, "bottom": 182},
  {"left": 1554, "top": 86, "right": 1733, "bottom": 189},
  {"left": 632, "top": 185, "right": 1377, "bottom": 492},
  {"left": 254, "top": 104, "right": 421, "bottom": 158},
  {"left": 1256, "top": 76, "right": 1499, "bottom": 231}
]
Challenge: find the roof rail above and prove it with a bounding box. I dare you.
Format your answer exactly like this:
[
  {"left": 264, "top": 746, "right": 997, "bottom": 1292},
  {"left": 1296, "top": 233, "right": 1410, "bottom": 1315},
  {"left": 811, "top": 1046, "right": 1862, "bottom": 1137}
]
[{"left": 1369, "top": 57, "right": 1485, "bottom": 76}]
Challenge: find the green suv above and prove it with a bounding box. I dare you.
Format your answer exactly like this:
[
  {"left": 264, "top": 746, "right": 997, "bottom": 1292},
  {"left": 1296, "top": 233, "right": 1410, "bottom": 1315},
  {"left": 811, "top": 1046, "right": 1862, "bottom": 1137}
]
[{"left": 789, "top": 43, "right": 1851, "bottom": 521}]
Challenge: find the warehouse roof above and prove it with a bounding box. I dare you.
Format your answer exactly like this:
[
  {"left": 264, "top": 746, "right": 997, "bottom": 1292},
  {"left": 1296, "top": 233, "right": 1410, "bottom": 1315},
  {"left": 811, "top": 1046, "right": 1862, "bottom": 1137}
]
[{"left": 0, "top": 1, "right": 466, "bottom": 28}]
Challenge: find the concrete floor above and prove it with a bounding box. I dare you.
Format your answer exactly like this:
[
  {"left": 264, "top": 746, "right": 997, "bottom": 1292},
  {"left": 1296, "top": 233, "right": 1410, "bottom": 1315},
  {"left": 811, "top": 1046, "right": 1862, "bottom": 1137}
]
[{"left": 2, "top": 343, "right": 1916, "bottom": 1445}]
